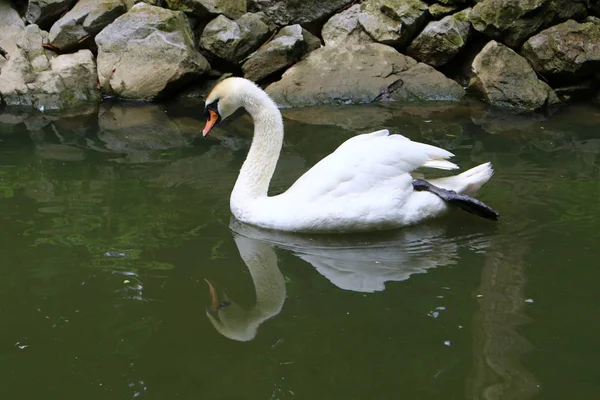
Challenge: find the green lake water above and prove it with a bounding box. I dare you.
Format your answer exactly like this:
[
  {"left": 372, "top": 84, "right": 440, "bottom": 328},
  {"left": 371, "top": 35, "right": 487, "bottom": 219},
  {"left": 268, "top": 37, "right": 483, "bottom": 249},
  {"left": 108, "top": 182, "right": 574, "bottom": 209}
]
[{"left": 1, "top": 99, "right": 599, "bottom": 399}]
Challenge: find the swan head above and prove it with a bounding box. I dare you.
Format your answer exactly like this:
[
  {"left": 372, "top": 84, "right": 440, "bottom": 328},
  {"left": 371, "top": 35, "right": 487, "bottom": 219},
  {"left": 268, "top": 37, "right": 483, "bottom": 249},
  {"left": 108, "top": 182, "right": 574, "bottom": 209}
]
[{"left": 203, "top": 77, "right": 262, "bottom": 136}]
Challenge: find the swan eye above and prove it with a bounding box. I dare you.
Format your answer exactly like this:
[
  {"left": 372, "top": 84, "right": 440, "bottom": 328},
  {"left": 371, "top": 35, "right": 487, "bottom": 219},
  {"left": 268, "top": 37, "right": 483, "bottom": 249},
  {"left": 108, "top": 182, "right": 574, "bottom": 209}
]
[{"left": 204, "top": 99, "right": 220, "bottom": 117}]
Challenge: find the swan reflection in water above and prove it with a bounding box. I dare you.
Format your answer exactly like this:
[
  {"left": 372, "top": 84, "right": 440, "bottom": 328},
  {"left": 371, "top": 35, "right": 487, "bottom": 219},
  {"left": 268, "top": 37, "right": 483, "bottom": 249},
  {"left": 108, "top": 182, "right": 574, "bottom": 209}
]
[{"left": 205, "top": 218, "right": 493, "bottom": 341}]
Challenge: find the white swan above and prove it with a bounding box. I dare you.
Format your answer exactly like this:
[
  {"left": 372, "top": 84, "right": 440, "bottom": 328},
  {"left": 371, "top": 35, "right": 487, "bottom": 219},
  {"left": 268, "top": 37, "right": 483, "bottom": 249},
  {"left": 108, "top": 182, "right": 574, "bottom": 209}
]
[{"left": 203, "top": 77, "right": 498, "bottom": 233}]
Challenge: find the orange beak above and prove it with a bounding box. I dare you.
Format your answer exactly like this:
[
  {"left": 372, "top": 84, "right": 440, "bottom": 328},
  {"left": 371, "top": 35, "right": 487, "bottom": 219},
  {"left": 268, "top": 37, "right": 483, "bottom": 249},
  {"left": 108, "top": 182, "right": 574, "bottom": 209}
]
[{"left": 203, "top": 109, "right": 219, "bottom": 137}]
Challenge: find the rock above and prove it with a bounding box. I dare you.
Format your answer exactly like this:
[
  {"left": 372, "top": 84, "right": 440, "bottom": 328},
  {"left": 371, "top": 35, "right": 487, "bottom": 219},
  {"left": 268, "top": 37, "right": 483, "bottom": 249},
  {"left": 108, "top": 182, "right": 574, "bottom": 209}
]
[
  {"left": 242, "top": 25, "right": 320, "bottom": 82},
  {"left": 322, "top": 4, "right": 373, "bottom": 46},
  {"left": 26, "top": 0, "right": 77, "bottom": 28},
  {"left": 95, "top": 3, "right": 210, "bottom": 100},
  {"left": 468, "top": 41, "right": 559, "bottom": 112},
  {"left": 0, "top": 1, "right": 26, "bottom": 65},
  {"left": 586, "top": 15, "right": 600, "bottom": 24},
  {"left": 386, "top": 62, "right": 466, "bottom": 101},
  {"left": 123, "top": 0, "right": 163, "bottom": 9},
  {"left": 248, "top": 0, "right": 355, "bottom": 26},
  {"left": 28, "top": 50, "right": 101, "bottom": 110},
  {"left": 470, "top": 0, "right": 588, "bottom": 48},
  {"left": 0, "top": 25, "right": 53, "bottom": 107},
  {"left": 358, "top": 0, "right": 429, "bottom": 47},
  {"left": 301, "top": 28, "right": 322, "bottom": 53},
  {"left": 49, "top": 0, "right": 126, "bottom": 50},
  {"left": 436, "top": 0, "right": 467, "bottom": 4},
  {"left": 407, "top": 8, "right": 472, "bottom": 67},
  {"left": 521, "top": 20, "right": 600, "bottom": 84},
  {"left": 266, "top": 43, "right": 464, "bottom": 107},
  {"left": 428, "top": 3, "right": 461, "bottom": 19},
  {"left": 199, "top": 13, "right": 274, "bottom": 63},
  {"left": 164, "top": 0, "right": 247, "bottom": 20},
  {"left": 0, "top": 25, "right": 100, "bottom": 110}
]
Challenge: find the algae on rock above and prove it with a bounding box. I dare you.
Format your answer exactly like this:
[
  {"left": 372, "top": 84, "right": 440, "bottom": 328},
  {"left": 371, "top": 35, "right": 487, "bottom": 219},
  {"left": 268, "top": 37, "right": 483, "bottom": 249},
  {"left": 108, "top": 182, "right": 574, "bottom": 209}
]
[
  {"left": 407, "top": 8, "right": 472, "bottom": 67},
  {"left": 242, "top": 25, "right": 320, "bottom": 82},
  {"left": 200, "top": 12, "right": 275, "bottom": 63},
  {"left": 521, "top": 19, "right": 600, "bottom": 83},
  {"left": 358, "top": 0, "right": 429, "bottom": 47},
  {"left": 470, "top": 0, "right": 588, "bottom": 48}
]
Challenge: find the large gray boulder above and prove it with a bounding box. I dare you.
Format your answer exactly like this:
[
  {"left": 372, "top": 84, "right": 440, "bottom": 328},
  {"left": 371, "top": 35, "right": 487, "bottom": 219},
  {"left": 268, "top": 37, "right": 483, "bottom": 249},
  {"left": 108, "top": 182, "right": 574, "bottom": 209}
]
[
  {"left": 358, "top": 0, "right": 429, "bottom": 47},
  {"left": 242, "top": 25, "right": 320, "bottom": 82},
  {"left": 321, "top": 4, "right": 373, "bottom": 46},
  {"left": 385, "top": 62, "right": 466, "bottom": 102},
  {"left": 164, "top": 0, "right": 246, "bottom": 19},
  {"left": 248, "top": 0, "right": 355, "bottom": 26},
  {"left": 49, "top": 0, "right": 126, "bottom": 50},
  {"left": 468, "top": 41, "right": 559, "bottom": 111},
  {"left": 0, "top": 25, "right": 100, "bottom": 110},
  {"left": 407, "top": 8, "right": 472, "bottom": 67},
  {"left": 521, "top": 19, "right": 600, "bottom": 83},
  {"left": 26, "top": 0, "right": 77, "bottom": 28},
  {"left": 0, "top": 1, "right": 26, "bottom": 66},
  {"left": 95, "top": 3, "right": 210, "bottom": 100},
  {"left": 470, "top": 0, "right": 588, "bottom": 48},
  {"left": 199, "top": 12, "right": 275, "bottom": 63},
  {"left": 266, "top": 43, "right": 465, "bottom": 107}
]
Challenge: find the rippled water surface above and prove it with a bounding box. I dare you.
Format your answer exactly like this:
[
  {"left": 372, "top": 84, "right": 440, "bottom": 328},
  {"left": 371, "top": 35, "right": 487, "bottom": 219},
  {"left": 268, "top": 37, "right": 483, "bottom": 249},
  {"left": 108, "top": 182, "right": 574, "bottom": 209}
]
[{"left": 1, "top": 99, "right": 599, "bottom": 399}]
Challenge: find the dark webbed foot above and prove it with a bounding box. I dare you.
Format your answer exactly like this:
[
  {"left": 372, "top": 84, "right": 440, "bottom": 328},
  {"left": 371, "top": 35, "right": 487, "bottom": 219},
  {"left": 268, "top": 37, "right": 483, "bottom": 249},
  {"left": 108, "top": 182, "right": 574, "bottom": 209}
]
[{"left": 412, "top": 179, "right": 499, "bottom": 221}]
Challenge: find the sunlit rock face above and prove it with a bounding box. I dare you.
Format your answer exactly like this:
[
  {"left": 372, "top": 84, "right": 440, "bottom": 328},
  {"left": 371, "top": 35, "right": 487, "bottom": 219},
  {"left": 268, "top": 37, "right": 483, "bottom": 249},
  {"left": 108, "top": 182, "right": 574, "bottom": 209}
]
[
  {"left": 95, "top": 3, "right": 210, "bottom": 100},
  {"left": 266, "top": 43, "right": 465, "bottom": 107},
  {"left": 468, "top": 41, "right": 559, "bottom": 112}
]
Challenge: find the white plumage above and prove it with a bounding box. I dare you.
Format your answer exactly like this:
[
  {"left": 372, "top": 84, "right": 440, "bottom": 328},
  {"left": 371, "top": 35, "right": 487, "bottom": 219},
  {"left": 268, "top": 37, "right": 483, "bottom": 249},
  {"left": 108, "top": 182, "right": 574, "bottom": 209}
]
[{"left": 203, "top": 77, "right": 495, "bottom": 233}]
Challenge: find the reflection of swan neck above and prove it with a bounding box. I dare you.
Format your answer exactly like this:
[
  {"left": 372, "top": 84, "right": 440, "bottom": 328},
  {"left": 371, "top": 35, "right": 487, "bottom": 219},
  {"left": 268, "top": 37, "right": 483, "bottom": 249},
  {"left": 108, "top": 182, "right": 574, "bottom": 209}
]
[
  {"left": 207, "top": 235, "right": 286, "bottom": 342},
  {"left": 243, "top": 238, "right": 286, "bottom": 319}
]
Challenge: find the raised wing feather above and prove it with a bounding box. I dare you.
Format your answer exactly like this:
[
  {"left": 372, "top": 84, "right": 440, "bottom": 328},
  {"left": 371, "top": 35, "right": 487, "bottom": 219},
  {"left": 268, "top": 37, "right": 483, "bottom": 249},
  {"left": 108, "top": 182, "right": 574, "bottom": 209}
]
[{"left": 284, "top": 130, "right": 458, "bottom": 202}]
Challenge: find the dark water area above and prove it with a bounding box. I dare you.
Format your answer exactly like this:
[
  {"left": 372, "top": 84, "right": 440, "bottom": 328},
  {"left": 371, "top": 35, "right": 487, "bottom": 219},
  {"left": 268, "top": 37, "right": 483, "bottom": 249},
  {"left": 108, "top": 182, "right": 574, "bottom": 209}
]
[{"left": 1, "top": 99, "right": 599, "bottom": 399}]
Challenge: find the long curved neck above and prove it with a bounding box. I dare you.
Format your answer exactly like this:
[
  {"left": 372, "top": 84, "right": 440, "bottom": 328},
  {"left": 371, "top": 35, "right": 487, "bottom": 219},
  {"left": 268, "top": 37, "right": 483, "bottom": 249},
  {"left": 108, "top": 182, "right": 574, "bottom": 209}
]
[{"left": 231, "top": 86, "right": 284, "bottom": 205}]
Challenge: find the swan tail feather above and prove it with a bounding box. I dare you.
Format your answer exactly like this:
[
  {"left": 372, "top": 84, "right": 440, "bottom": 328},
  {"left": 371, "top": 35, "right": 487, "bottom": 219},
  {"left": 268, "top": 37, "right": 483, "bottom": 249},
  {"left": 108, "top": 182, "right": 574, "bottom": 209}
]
[
  {"left": 412, "top": 179, "right": 499, "bottom": 221},
  {"left": 422, "top": 159, "right": 459, "bottom": 170},
  {"left": 427, "top": 162, "right": 494, "bottom": 196}
]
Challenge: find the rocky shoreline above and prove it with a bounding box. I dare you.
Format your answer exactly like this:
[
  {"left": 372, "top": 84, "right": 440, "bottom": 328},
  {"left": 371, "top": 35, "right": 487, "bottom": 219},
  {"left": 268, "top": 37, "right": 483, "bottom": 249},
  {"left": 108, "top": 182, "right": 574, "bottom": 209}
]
[{"left": 1, "top": 0, "right": 599, "bottom": 114}]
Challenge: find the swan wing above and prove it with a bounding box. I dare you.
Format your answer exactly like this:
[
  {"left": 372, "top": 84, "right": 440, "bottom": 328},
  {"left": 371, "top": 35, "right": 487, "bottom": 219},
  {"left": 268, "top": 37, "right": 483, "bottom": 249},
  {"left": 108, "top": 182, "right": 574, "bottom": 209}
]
[{"left": 284, "top": 129, "right": 458, "bottom": 202}]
